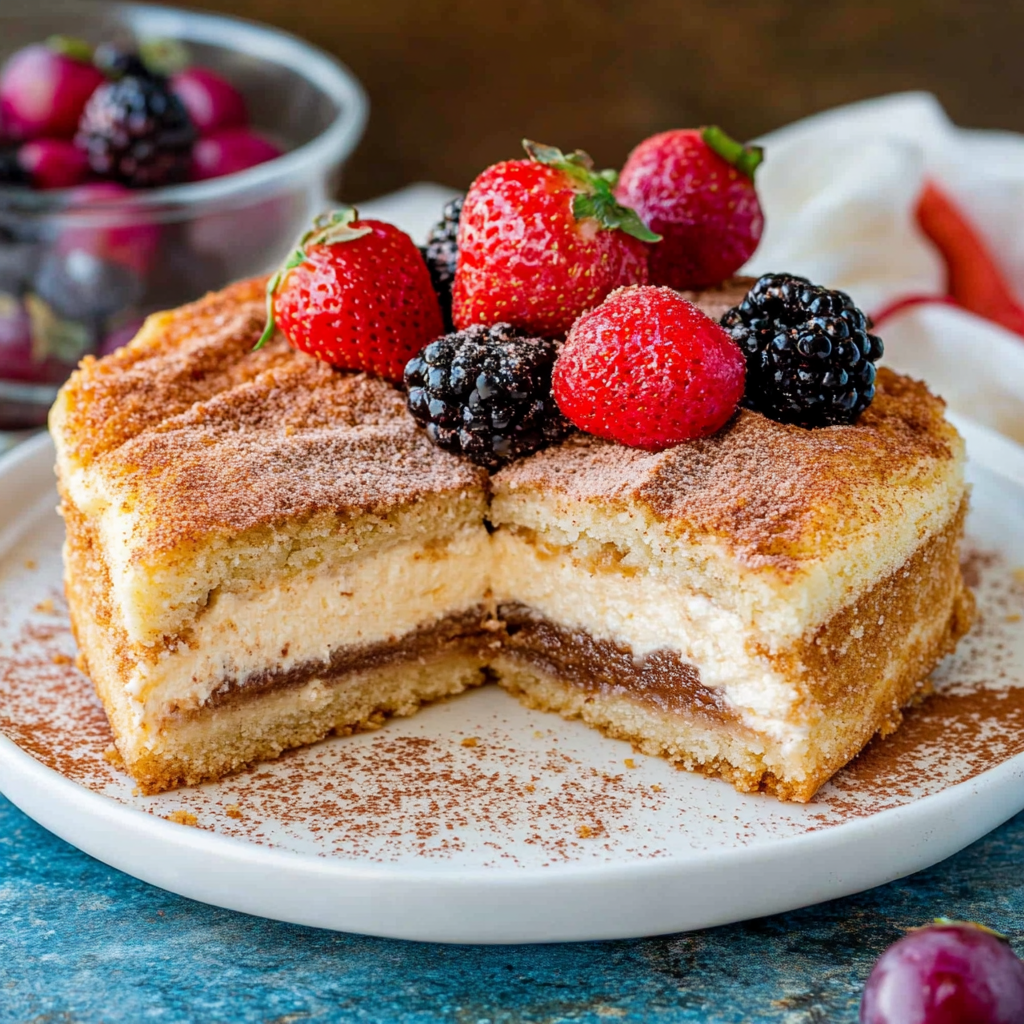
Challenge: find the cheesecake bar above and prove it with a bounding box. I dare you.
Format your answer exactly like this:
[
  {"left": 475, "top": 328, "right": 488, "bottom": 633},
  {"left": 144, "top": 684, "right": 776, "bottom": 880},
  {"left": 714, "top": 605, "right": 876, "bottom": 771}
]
[
  {"left": 51, "top": 278, "right": 973, "bottom": 800},
  {"left": 51, "top": 279, "right": 494, "bottom": 794},
  {"left": 489, "top": 366, "right": 972, "bottom": 801}
]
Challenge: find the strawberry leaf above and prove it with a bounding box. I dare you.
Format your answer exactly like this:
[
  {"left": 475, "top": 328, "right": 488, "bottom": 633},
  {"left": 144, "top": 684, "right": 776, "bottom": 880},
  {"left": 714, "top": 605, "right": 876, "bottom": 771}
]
[
  {"left": 255, "top": 270, "right": 283, "bottom": 350},
  {"left": 573, "top": 177, "right": 662, "bottom": 242},
  {"left": 523, "top": 140, "right": 661, "bottom": 243},
  {"left": 306, "top": 207, "right": 373, "bottom": 248},
  {"left": 522, "top": 140, "right": 594, "bottom": 171},
  {"left": 46, "top": 35, "right": 95, "bottom": 64},
  {"left": 255, "top": 207, "right": 374, "bottom": 350},
  {"left": 701, "top": 125, "right": 764, "bottom": 180}
]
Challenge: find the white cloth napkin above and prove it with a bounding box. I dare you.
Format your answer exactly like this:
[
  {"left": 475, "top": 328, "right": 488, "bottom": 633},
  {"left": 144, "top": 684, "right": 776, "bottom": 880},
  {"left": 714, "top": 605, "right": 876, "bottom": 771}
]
[
  {"left": 360, "top": 93, "right": 1024, "bottom": 444},
  {"left": 746, "top": 91, "right": 1024, "bottom": 444}
]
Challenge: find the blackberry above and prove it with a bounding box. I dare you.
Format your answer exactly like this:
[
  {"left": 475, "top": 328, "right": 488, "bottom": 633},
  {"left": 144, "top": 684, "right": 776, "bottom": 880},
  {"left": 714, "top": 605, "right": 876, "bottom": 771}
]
[
  {"left": 75, "top": 73, "right": 196, "bottom": 188},
  {"left": 0, "top": 148, "right": 29, "bottom": 187},
  {"left": 722, "top": 272, "right": 884, "bottom": 428},
  {"left": 404, "top": 322, "right": 569, "bottom": 469},
  {"left": 420, "top": 196, "right": 463, "bottom": 331},
  {"left": 93, "top": 44, "right": 150, "bottom": 80}
]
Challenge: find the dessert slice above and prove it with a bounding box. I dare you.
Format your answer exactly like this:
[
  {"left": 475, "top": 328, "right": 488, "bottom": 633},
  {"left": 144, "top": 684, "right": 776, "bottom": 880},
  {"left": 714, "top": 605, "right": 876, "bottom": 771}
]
[
  {"left": 51, "top": 279, "right": 494, "bottom": 794},
  {"left": 489, "top": 363, "right": 973, "bottom": 802}
]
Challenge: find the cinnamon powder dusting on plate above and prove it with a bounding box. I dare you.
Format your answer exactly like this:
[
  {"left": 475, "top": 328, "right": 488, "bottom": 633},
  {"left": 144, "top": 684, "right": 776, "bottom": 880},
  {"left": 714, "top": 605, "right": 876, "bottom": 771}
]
[
  {"left": 815, "top": 546, "right": 1024, "bottom": 820},
  {"left": 0, "top": 545, "right": 1022, "bottom": 864}
]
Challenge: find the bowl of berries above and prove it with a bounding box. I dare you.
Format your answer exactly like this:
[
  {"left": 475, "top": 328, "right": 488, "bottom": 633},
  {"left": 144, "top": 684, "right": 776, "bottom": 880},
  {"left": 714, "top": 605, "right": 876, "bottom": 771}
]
[{"left": 0, "top": 0, "right": 367, "bottom": 428}]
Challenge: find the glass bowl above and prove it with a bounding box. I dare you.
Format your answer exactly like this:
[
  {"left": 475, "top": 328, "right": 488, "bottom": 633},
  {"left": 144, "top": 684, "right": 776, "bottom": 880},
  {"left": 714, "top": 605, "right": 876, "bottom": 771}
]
[{"left": 0, "top": 0, "right": 368, "bottom": 428}]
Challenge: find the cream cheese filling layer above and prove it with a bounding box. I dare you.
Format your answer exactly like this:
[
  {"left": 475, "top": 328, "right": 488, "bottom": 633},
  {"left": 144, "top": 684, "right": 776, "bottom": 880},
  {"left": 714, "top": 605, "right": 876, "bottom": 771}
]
[
  {"left": 490, "top": 528, "right": 814, "bottom": 748},
  {"left": 56, "top": 441, "right": 488, "bottom": 648},
  {"left": 128, "top": 528, "right": 491, "bottom": 736}
]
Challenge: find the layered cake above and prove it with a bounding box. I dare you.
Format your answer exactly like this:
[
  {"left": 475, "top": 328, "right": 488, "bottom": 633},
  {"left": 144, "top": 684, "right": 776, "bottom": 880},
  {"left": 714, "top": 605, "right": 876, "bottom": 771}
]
[
  {"left": 489, "top": 375, "right": 971, "bottom": 801},
  {"left": 51, "top": 278, "right": 972, "bottom": 800},
  {"left": 51, "top": 280, "right": 495, "bottom": 793},
  {"left": 50, "top": 129, "right": 975, "bottom": 801}
]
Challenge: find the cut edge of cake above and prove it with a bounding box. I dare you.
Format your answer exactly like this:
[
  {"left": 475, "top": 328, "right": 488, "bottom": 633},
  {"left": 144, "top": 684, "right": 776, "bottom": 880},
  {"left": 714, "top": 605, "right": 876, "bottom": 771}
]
[{"left": 491, "top": 499, "right": 973, "bottom": 802}]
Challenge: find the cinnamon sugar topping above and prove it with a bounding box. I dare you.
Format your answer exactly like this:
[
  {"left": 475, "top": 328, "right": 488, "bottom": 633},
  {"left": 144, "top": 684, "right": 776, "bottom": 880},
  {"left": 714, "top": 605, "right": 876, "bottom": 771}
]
[
  {"left": 496, "top": 367, "right": 959, "bottom": 572},
  {"left": 53, "top": 279, "right": 486, "bottom": 556}
]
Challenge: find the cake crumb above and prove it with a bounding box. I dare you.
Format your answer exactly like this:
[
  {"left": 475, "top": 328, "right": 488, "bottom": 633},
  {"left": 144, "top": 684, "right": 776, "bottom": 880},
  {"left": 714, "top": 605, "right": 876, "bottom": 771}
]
[
  {"left": 533, "top": 731, "right": 545, "bottom": 739},
  {"left": 131, "top": 787, "right": 140, "bottom": 797},
  {"left": 577, "top": 825, "right": 594, "bottom": 839},
  {"left": 23, "top": 559, "right": 37, "bottom": 570},
  {"left": 651, "top": 784, "right": 662, "bottom": 792},
  {"left": 460, "top": 737, "right": 479, "bottom": 748},
  {"left": 623, "top": 758, "right": 636, "bottom": 769},
  {"left": 34, "top": 598, "right": 55, "bottom": 614},
  {"left": 524, "top": 784, "right": 536, "bottom": 793},
  {"left": 165, "top": 810, "right": 198, "bottom": 827},
  {"left": 225, "top": 804, "right": 243, "bottom": 819},
  {"left": 51, "top": 653, "right": 72, "bottom": 666},
  {"left": 1007, "top": 614, "right": 1022, "bottom": 623},
  {"left": 102, "top": 744, "right": 123, "bottom": 768},
  {"left": 1013, "top": 567, "right": 1024, "bottom": 585}
]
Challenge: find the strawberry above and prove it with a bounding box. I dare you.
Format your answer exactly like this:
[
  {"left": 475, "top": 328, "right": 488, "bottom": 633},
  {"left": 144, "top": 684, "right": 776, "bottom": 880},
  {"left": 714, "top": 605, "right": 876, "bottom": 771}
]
[
  {"left": 452, "top": 141, "right": 657, "bottom": 338},
  {"left": 258, "top": 207, "right": 444, "bottom": 381},
  {"left": 616, "top": 126, "right": 764, "bottom": 290},
  {"left": 552, "top": 285, "right": 745, "bottom": 449}
]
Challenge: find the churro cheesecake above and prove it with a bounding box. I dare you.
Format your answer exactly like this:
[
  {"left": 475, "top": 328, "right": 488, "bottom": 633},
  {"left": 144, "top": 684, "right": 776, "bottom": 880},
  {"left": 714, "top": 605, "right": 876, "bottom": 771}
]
[
  {"left": 489, "top": 368, "right": 971, "bottom": 801},
  {"left": 51, "top": 130, "right": 973, "bottom": 801},
  {"left": 52, "top": 279, "right": 495, "bottom": 793}
]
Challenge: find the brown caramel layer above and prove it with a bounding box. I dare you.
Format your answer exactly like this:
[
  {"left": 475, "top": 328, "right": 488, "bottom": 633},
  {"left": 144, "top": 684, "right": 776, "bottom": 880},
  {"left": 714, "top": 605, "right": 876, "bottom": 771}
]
[
  {"left": 182, "top": 607, "right": 497, "bottom": 717},
  {"left": 498, "top": 602, "right": 737, "bottom": 726}
]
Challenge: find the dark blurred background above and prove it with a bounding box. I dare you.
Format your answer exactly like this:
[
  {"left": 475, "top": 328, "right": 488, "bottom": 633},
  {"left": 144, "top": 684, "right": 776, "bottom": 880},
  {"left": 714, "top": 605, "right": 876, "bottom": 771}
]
[{"left": 182, "top": 0, "right": 1024, "bottom": 198}]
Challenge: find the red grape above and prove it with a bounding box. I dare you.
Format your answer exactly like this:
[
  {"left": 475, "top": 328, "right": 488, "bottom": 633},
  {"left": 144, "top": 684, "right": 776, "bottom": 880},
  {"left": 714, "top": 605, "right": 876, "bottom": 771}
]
[
  {"left": 171, "top": 67, "right": 247, "bottom": 135},
  {"left": 18, "top": 138, "right": 90, "bottom": 189},
  {"left": 0, "top": 293, "right": 85, "bottom": 384},
  {"left": 0, "top": 295, "right": 36, "bottom": 379},
  {"left": 189, "top": 127, "right": 282, "bottom": 181},
  {"left": 0, "top": 43, "right": 104, "bottom": 141},
  {"left": 861, "top": 921, "right": 1024, "bottom": 1024}
]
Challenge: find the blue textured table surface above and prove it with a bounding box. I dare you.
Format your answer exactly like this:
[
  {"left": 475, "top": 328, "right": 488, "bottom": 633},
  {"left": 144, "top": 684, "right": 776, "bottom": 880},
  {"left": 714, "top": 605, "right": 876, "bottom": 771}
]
[{"left": 2, "top": 795, "right": 1022, "bottom": 1024}]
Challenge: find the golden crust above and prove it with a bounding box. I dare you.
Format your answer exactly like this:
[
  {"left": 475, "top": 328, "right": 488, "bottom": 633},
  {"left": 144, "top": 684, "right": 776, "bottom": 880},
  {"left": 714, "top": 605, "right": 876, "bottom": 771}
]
[
  {"left": 54, "top": 277, "right": 959, "bottom": 579},
  {"left": 125, "top": 655, "right": 487, "bottom": 796},
  {"left": 50, "top": 278, "right": 488, "bottom": 562},
  {"left": 494, "top": 367, "right": 960, "bottom": 577},
  {"left": 52, "top": 277, "right": 974, "bottom": 800}
]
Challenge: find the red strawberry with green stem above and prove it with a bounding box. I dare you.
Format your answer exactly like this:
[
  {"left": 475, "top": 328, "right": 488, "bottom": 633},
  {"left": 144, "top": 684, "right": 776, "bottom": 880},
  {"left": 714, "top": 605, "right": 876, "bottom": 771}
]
[
  {"left": 452, "top": 140, "right": 658, "bottom": 338},
  {"left": 258, "top": 207, "right": 444, "bottom": 381},
  {"left": 616, "top": 126, "right": 764, "bottom": 290}
]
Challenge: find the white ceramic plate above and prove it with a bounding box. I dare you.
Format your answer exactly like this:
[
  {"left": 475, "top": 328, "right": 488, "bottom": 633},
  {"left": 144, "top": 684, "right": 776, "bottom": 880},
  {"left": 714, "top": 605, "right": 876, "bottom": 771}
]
[{"left": 1, "top": 420, "right": 1023, "bottom": 945}]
